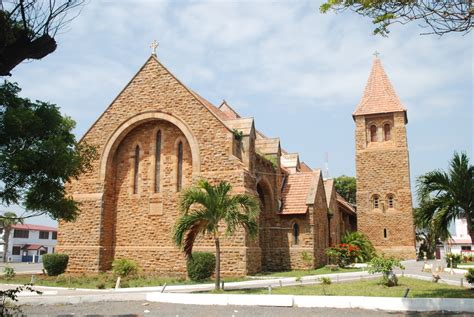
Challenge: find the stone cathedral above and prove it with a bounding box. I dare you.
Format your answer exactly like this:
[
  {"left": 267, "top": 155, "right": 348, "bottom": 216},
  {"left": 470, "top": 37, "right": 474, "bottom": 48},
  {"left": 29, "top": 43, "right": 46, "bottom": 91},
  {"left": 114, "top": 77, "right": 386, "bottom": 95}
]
[{"left": 57, "top": 51, "right": 414, "bottom": 276}]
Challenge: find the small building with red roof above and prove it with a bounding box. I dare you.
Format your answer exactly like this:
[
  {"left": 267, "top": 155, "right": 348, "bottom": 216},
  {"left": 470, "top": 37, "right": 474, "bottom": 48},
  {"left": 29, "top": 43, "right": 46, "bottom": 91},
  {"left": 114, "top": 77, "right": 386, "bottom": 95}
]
[{"left": 1, "top": 223, "right": 57, "bottom": 263}]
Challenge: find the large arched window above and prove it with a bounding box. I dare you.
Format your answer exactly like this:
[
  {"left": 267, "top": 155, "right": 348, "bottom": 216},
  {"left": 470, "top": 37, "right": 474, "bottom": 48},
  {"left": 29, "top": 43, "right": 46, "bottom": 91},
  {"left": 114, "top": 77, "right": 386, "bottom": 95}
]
[
  {"left": 384, "top": 124, "right": 391, "bottom": 141},
  {"left": 133, "top": 145, "right": 140, "bottom": 194},
  {"left": 155, "top": 130, "right": 162, "bottom": 193},
  {"left": 292, "top": 223, "right": 299, "bottom": 245},
  {"left": 370, "top": 125, "right": 377, "bottom": 142},
  {"left": 177, "top": 141, "right": 183, "bottom": 192},
  {"left": 372, "top": 194, "right": 380, "bottom": 209}
]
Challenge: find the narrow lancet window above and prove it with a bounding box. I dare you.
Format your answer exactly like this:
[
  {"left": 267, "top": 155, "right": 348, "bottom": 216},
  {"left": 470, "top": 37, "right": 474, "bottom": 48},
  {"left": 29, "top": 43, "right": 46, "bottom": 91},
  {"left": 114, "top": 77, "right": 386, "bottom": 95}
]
[
  {"left": 133, "top": 145, "right": 140, "bottom": 194},
  {"left": 387, "top": 194, "right": 394, "bottom": 208},
  {"left": 384, "top": 124, "right": 391, "bottom": 141},
  {"left": 370, "top": 125, "right": 377, "bottom": 142},
  {"left": 155, "top": 130, "right": 162, "bottom": 193},
  {"left": 293, "top": 223, "right": 299, "bottom": 245},
  {"left": 373, "top": 194, "right": 380, "bottom": 209},
  {"left": 177, "top": 141, "right": 183, "bottom": 192}
]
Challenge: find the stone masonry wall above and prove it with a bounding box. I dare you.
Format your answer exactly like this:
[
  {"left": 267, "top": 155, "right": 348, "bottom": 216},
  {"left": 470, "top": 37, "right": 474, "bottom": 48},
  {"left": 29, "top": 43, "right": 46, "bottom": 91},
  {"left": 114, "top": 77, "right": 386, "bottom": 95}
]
[
  {"left": 58, "top": 56, "right": 252, "bottom": 275},
  {"left": 355, "top": 113, "right": 416, "bottom": 259}
]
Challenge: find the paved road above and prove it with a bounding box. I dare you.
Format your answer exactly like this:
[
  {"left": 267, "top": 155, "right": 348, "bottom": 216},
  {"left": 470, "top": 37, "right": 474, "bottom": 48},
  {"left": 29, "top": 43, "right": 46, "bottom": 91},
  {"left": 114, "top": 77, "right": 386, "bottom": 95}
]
[
  {"left": 396, "top": 260, "right": 468, "bottom": 287},
  {"left": 0, "top": 262, "right": 43, "bottom": 274},
  {"left": 18, "top": 301, "right": 471, "bottom": 317}
]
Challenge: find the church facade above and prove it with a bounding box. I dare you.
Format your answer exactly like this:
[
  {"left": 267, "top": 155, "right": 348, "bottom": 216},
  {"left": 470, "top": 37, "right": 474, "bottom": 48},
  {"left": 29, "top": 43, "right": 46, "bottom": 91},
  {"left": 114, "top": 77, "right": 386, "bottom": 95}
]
[{"left": 57, "top": 53, "right": 412, "bottom": 276}]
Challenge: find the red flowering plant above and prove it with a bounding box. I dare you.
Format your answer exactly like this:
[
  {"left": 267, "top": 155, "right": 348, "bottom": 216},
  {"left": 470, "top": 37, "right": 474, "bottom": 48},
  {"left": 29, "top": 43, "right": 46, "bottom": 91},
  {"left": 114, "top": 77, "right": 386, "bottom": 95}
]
[{"left": 325, "top": 243, "right": 361, "bottom": 267}]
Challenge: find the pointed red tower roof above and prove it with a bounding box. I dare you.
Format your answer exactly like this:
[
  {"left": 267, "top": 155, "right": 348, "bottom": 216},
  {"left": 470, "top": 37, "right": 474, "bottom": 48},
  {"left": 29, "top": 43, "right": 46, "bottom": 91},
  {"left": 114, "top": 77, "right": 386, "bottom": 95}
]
[{"left": 353, "top": 57, "right": 407, "bottom": 122}]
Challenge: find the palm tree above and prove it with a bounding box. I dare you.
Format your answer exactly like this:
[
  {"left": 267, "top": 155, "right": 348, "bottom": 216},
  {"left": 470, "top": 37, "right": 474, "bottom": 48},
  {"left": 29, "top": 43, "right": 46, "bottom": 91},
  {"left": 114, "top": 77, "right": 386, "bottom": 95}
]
[
  {"left": 173, "top": 180, "right": 260, "bottom": 290},
  {"left": 416, "top": 152, "right": 473, "bottom": 243},
  {"left": 0, "top": 212, "right": 23, "bottom": 262}
]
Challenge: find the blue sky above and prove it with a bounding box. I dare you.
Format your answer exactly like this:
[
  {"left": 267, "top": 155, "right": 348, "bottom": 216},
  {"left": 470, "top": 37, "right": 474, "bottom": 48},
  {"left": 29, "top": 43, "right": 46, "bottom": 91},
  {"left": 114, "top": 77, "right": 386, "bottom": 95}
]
[{"left": 4, "top": 0, "right": 473, "bottom": 227}]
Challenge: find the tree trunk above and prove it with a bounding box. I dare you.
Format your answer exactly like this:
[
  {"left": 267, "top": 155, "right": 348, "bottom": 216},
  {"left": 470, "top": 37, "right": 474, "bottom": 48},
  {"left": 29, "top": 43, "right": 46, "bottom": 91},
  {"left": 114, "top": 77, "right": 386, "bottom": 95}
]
[
  {"left": 0, "top": 33, "right": 57, "bottom": 76},
  {"left": 214, "top": 237, "right": 221, "bottom": 290},
  {"left": 466, "top": 216, "right": 473, "bottom": 244},
  {"left": 3, "top": 228, "right": 10, "bottom": 263}
]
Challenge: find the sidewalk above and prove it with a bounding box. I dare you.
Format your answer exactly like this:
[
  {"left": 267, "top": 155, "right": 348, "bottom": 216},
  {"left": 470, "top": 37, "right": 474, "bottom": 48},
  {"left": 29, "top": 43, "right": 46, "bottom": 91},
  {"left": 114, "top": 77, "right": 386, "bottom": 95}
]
[
  {"left": 0, "top": 262, "right": 470, "bottom": 308},
  {"left": 397, "top": 260, "right": 468, "bottom": 287}
]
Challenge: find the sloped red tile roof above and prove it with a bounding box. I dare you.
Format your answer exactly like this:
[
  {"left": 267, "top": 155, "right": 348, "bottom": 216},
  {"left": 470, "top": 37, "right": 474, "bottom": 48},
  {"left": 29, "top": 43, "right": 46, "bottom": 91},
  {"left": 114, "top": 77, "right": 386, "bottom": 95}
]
[
  {"left": 336, "top": 193, "right": 356, "bottom": 215},
  {"left": 189, "top": 90, "right": 234, "bottom": 121},
  {"left": 23, "top": 244, "right": 46, "bottom": 250},
  {"left": 300, "top": 162, "right": 313, "bottom": 172},
  {"left": 12, "top": 224, "right": 57, "bottom": 232},
  {"left": 281, "top": 172, "right": 315, "bottom": 215},
  {"left": 353, "top": 58, "right": 407, "bottom": 121}
]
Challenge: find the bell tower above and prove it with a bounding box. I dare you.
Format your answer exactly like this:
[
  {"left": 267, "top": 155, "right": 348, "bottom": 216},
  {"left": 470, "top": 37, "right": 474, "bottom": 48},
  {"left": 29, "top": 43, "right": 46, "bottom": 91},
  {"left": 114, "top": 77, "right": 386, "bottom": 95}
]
[{"left": 354, "top": 57, "right": 416, "bottom": 259}]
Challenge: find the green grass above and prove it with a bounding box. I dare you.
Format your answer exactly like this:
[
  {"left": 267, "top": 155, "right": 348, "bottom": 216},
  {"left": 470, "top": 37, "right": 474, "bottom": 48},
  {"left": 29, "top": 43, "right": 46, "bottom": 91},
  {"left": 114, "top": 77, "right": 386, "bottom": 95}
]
[
  {"left": 226, "top": 277, "right": 474, "bottom": 298},
  {"left": 254, "top": 266, "right": 363, "bottom": 278},
  {"left": 0, "top": 273, "right": 247, "bottom": 289}
]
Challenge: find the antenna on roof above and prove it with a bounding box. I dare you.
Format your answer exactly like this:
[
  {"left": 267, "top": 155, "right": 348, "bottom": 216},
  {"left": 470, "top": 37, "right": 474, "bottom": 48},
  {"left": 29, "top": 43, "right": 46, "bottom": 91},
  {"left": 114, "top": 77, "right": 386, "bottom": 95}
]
[{"left": 325, "top": 152, "right": 330, "bottom": 179}]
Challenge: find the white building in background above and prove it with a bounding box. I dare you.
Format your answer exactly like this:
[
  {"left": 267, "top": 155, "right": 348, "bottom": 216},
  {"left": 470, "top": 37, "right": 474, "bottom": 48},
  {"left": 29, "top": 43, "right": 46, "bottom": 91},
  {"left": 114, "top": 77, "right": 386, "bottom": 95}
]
[
  {"left": 0, "top": 224, "right": 57, "bottom": 263},
  {"left": 445, "top": 217, "right": 473, "bottom": 255}
]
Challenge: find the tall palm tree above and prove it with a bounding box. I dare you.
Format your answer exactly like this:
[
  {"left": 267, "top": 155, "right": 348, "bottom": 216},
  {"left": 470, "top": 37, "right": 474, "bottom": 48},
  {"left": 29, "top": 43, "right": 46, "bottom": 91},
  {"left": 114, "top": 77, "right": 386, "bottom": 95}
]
[
  {"left": 0, "top": 212, "right": 23, "bottom": 262},
  {"left": 416, "top": 152, "right": 473, "bottom": 243},
  {"left": 173, "top": 180, "right": 260, "bottom": 290}
]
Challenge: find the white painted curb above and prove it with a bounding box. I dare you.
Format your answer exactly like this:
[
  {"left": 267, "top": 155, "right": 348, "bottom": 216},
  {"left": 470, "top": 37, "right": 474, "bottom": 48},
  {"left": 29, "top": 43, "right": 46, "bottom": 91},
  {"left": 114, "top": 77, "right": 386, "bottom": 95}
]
[{"left": 146, "top": 292, "right": 474, "bottom": 312}]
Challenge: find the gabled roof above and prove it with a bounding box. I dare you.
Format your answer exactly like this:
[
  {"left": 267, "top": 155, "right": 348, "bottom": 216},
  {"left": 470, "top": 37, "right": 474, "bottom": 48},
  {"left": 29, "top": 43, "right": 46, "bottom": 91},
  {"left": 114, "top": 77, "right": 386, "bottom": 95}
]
[
  {"left": 300, "top": 162, "right": 313, "bottom": 172},
  {"left": 280, "top": 172, "right": 316, "bottom": 215},
  {"left": 12, "top": 224, "right": 57, "bottom": 232},
  {"left": 225, "top": 117, "right": 255, "bottom": 136},
  {"left": 22, "top": 244, "right": 46, "bottom": 250},
  {"left": 353, "top": 57, "right": 407, "bottom": 122},
  {"left": 281, "top": 153, "right": 300, "bottom": 172},
  {"left": 336, "top": 193, "right": 356, "bottom": 215},
  {"left": 79, "top": 55, "right": 234, "bottom": 142},
  {"left": 218, "top": 100, "right": 241, "bottom": 119},
  {"left": 323, "top": 179, "right": 335, "bottom": 208},
  {"left": 255, "top": 138, "right": 280, "bottom": 155}
]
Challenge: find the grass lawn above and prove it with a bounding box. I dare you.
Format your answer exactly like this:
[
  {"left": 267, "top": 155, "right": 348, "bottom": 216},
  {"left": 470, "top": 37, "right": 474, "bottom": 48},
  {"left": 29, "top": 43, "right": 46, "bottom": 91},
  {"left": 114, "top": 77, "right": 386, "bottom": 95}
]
[
  {"left": 0, "top": 273, "right": 246, "bottom": 289},
  {"left": 226, "top": 277, "right": 474, "bottom": 298},
  {"left": 254, "top": 266, "right": 363, "bottom": 278}
]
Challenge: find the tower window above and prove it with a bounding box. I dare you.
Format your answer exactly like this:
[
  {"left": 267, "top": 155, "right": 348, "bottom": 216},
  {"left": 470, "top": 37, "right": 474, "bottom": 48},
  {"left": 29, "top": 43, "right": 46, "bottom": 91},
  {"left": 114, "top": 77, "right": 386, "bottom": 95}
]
[
  {"left": 384, "top": 124, "right": 391, "bottom": 141},
  {"left": 370, "top": 125, "right": 377, "bottom": 142},
  {"left": 387, "top": 194, "right": 395, "bottom": 209},
  {"left": 155, "top": 130, "right": 162, "bottom": 193},
  {"left": 292, "top": 223, "right": 299, "bottom": 245},
  {"left": 133, "top": 145, "right": 140, "bottom": 194},
  {"left": 383, "top": 228, "right": 388, "bottom": 239},
  {"left": 372, "top": 194, "right": 380, "bottom": 209},
  {"left": 177, "top": 141, "right": 183, "bottom": 192}
]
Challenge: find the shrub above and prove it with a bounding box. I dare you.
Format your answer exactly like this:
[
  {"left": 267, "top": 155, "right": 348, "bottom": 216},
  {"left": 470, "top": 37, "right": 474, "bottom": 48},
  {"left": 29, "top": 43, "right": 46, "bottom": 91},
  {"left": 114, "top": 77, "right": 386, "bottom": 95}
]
[
  {"left": 3, "top": 266, "right": 15, "bottom": 280},
  {"left": 301, "top": 251, "right": 313, "bottom": 269},
  {"left": 112, "top": 258, "right": 139, "bottom": 277},
  {"left": 43, "top": 254, "right": 69, "bottom": 276},
  {"left": 325, "top": 243, "right": 361, "bottom": 267},
  {"left": 368, "top": 255, "right": 405, "bottom": 287},
  {"left": 445, "top": 253, "right": 462, "bottom": 268},
  {"left": 186, "top": 252, "right": 216, "bottom": 281},
  {"left": 319, "top": 277, "right": 331, "bottom": 285},
  {"left": 465, "top": 268, "right": 474, "bottom": 285},
  {"left": 341, "top": 231, "right": 376, "bottom": 262}
]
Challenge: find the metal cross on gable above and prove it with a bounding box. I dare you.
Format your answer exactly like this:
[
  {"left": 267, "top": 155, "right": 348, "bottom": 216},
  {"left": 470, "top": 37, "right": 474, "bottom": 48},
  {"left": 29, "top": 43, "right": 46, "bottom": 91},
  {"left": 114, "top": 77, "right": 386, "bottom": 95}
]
[
  {"left": 151, "top": 40, "right": 159, "bottom": 55},
  {"left": 373, "top": 50, "right": 380, "bottom": 58}
]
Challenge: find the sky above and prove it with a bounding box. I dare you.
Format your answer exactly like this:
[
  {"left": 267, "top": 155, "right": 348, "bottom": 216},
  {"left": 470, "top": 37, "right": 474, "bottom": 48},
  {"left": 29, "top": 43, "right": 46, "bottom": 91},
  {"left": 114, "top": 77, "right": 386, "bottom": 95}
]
[{"left": 3, "top": 0, "right": 473, "bottom": 227}]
